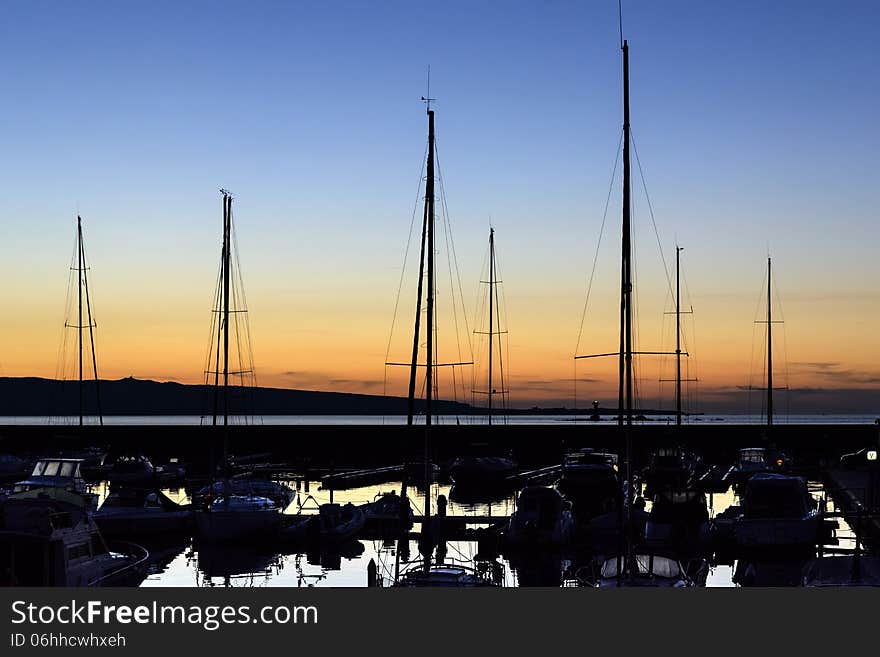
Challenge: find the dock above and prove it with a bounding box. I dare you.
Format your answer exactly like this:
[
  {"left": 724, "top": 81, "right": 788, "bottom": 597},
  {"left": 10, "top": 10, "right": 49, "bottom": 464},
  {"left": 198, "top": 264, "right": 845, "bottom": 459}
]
[{"left": 822, "top": 467, "right": 880, "bottom": 546}]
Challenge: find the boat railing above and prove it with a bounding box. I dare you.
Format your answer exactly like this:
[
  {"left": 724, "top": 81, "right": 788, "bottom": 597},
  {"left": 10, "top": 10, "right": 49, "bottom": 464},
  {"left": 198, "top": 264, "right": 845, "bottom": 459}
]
[{"left": 88, "top": 541, "right": 150, "bottom": 587}]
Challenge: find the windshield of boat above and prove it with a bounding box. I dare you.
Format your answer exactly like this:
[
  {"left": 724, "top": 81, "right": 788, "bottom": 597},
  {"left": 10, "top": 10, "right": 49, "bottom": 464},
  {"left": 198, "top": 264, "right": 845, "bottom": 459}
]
[
  {"left": 601, "top": 555, "right": 681, "bottom": 579},
  {"left": 740, "top": 449, "right": 766, "bottom": 464}
]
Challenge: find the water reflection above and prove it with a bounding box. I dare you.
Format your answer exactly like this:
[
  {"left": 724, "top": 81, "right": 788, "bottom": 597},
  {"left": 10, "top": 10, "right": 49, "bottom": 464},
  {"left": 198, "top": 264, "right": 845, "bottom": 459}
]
[{"left": 76, "top": 477, "right": 860, "bottom": 588}]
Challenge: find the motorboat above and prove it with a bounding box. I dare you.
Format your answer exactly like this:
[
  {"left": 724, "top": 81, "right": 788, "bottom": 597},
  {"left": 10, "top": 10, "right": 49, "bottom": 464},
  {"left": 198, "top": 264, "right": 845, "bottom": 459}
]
[
  {"left": 94, "top": 489, "right": 192, "bottom": 538},
  {"left": 12, "top": 457, "right": 98, "bottom": 509},
  {"left": 280, "top": 502, "right": 365, "bottom": 544},
  {"left": 504, "top": 486, "right": 574, "bottom": 547},
  {"left": 358, "top": 491, "right": 413, "bottom": 534},
  {"left": 106, "top": 454, "right": 157, "bottom": 486},
  {"left": 642, "top": 446, "right": 697, "bottom": 495},
  {"left": 195, "top": 494, "right": 280, "bottom": 544},
  {"left": 449, "top": 453, "right": 517, "bottom": 488},
  {"left": 734, "top": 473, "right": 821, "bottom": 549},
  {"left": 645, "top": 489, "right": 710, "bottom": 551},
  {"left": 723, "top": 447, "right": 789, "bottom": 488},
  {"left": 197, "top": 476, "right": 295, "bottom": 510},
  {"left": 0, "top": 488, "right": 147, "bottom": 586},
  {"left": 557, "top": 458, "right": 619, "bottom": 522}
]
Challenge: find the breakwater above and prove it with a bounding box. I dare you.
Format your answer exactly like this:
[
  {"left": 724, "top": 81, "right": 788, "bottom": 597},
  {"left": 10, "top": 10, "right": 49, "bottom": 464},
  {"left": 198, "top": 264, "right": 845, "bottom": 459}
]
[{"left": 1, "top": 423, "right": 876, "bottom": 473}]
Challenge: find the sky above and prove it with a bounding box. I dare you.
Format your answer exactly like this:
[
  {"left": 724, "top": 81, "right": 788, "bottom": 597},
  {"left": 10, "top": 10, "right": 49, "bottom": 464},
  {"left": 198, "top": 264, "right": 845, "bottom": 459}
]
[{"left": 0, "top": 1, "right": 878, "bottom": 413}]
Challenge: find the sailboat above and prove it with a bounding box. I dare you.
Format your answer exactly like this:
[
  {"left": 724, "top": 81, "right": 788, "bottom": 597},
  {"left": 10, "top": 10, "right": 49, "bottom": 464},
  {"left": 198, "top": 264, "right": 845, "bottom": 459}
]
[
  {"left": 60, "top": 215, "right": 104, "bottom": 429},
  {"left": 449, "top": 227, "right": 517, "bottom": 489},
  {"left": 722, "top": 257, "right": 790, "bottom": 488},
  {"left": 20, "top": 218, "right": 106, "bottom": 509},
  {"left": 575, "top": 30, "right": 706, "bottom": 584},
  {"left": 194, "top": 190, "right": 283, "bottom": 544},
  {"left": 642, "top": 247, "right": 700, "bottom": 496},
  {"left": 384, "top": 96, "right": 506, "bottom": 585}
]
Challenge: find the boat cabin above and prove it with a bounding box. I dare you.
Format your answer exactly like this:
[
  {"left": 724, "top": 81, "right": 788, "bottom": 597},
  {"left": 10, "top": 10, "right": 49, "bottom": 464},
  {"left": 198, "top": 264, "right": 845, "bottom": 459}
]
[
  {"left": 13, "top": 458, "right": 87, "bottom": 495},
  {"left": 741, "top": 473, "right": 816, "bottom": 519},
  {"left": 516, "top": 487, "right": 568, "bottom": 525}
]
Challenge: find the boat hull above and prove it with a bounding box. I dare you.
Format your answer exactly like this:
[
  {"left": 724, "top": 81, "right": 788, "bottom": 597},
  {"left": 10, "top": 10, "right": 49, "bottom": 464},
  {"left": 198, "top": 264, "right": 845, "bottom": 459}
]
[{"left": 195, "top": 509, "right": 280, "bottom": 544}]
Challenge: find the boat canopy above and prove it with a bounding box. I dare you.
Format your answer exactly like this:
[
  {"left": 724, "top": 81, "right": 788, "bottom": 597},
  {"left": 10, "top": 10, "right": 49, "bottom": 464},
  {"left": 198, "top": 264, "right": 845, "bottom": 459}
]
[{"left": 517, "top": 486, "right": 564, "bottom": 514}]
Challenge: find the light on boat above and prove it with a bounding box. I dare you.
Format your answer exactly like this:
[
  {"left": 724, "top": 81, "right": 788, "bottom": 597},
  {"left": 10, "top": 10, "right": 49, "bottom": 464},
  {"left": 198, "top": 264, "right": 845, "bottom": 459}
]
[{"left": 867, "top": 450, "right": 877, "bottom": 462}]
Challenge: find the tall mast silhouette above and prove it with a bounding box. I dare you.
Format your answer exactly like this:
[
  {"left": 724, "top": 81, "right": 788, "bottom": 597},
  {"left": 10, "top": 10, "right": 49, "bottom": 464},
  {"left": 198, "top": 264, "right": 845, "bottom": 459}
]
[
  {"left": 488, "top": 228, "right": 495, "bottom": 425},
  {"left": 473, "top": 227, "right": 509, "bottom": 425},
  {"left": 205, "top": 189, "right": 256, "bottom": 467},
  {"left": 66, "top": 215, "right": 103, "bottom": 427},
  {"left": 766, "top": 257, "right": 773, "bottom": 427}
]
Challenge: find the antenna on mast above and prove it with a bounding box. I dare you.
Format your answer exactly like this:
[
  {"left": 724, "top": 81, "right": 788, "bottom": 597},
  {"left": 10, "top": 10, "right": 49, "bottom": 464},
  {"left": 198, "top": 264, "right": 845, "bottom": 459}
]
[{"left": 421, "top": 66, "right": 435, "bottom": 112}]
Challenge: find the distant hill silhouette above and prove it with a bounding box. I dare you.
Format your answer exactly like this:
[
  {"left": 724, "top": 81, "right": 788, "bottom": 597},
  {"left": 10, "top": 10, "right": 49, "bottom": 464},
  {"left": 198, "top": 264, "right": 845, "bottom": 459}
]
[{"left": 0, "top": 377, "right": 476, "bottom": 416}]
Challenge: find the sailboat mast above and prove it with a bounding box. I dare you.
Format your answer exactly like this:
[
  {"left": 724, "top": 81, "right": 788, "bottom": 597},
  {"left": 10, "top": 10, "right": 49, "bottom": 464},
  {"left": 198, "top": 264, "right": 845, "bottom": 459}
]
[
  {"left": 425, "top": 109, "right": 435, "bottom": 428},
  {"left": 622, "top": 41, "right": 633, "bottom": 428},
  {"left": 676, "top": 246, "right": 682, "bottom": 426},
  {"left": 488, "top": 228, "right": 494, "bottom": 426},
  {"left": 620, "top": 38, "right": 635, "bottom": 574},
  {"left": 224, "top": 194, "right": 233, "bottom": 437},
  {"left": 77, "top": 215, "right": 84, "bottom": 427},
  {"left": 767, "top": 256, "right": 773, "bottom": 428},
  {"left": 423, "top": 107, "right": 436, "bottom": 524},
  {"left": 406, "top": 207, "right": 428, "bottom": 426}
]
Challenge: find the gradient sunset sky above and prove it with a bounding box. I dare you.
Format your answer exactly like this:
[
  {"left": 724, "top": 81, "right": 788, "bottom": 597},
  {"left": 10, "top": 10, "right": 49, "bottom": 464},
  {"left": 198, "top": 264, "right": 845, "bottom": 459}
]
[{"left": 0, "top": 1, "right": 877, "bottom": 413}]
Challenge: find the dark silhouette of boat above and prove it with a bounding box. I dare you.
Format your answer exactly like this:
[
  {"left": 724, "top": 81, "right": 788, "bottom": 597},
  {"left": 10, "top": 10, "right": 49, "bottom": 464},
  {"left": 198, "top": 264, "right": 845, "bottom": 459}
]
[
  {"left": 93, "top": 488, "right": 192, "bottom": 538},
  {"left": 503, "top": 486, "right": 574, "bottom": 547},
  {"left": 280, "top": 502, "right": 366, "bottom": 544},
  {"left": 0, "top": 489, "right": 147, "bottom": 586}
]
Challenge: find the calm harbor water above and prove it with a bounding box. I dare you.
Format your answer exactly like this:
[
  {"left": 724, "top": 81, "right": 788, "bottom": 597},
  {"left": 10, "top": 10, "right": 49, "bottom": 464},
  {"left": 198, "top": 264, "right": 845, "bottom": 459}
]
[{"left": 82, "top": 478, "right": 858, "bottom": 588}]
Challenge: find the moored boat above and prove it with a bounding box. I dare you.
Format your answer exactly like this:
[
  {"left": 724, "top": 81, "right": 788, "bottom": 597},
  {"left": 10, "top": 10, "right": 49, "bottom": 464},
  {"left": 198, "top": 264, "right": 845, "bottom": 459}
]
[
  {"left": 359, "top": 491, "right": 413, "bottom": 534},
  {"left": 195, "top": 495, "right": 280, "bottom": 544},
  {"left": 197, "top": 476, "right": 295, "bottom": 510},
  {"left": 0, "top": 489, "right": 147, "bottom": 586},
  {"left": 504, "top": 486, "right": 574, "bottom": 547},
  {"left": 645, "top": 489, "right": 710, "bottom": 552},
  {"left": 93, "top": 489, "right": 192, "bottom": 538},
  {"left": 734, "top": 473, "right": 821, "bottom": 549},
  {"left": 280, "top": 502, "right": 365, "bottom": 544},
  {"left": 12, "top": 457, "right": 98, "bottom": 509}
]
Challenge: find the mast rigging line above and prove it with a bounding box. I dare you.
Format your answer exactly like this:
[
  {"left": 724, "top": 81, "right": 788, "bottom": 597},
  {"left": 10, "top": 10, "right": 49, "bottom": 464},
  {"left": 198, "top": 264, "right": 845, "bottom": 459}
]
[
  {"left": 574, "top": 130, "right": 624, "bottom": 359},
  {"left": 573, "top": 130, "right": 624, "bottom": 411},
  {"left": 382, "top": 140, "right": 430, "bottom": 405},
  {"left": 630, "top": 130, "right": 677, "bottom": 306},
  {"left": 435, "top": 136, "right": 476, "bottom": 393}
]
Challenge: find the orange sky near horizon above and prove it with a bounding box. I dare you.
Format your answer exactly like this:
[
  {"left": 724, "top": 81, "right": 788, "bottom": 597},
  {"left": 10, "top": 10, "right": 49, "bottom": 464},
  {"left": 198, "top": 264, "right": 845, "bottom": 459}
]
[{"left": 3, "top": 246, "right": 878, "bottom": 412}]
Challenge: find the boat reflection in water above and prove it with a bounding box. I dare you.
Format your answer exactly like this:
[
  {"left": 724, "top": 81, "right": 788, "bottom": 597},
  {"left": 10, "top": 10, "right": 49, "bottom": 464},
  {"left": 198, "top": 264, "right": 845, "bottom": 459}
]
[
  {"left": 505, "top": 549, "right": 567, "bottom": 587},
  {"left": 596, "top": 554, "right": 701, "bottom": 588},
  {"left": 192, "top": 543, "right": 285, "bottom": 587},
  {"left": 393, "top": 559, "right": 504, "bottom": 587}
]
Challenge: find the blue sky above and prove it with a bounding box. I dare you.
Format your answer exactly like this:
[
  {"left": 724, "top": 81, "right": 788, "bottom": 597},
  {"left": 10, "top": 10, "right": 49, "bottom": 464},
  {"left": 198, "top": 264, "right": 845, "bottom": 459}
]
[{"left": 0, "top": 1, "right": 878, "bottom": 409}]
